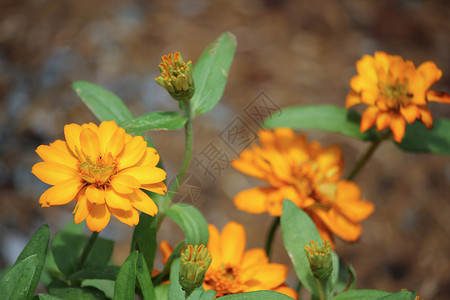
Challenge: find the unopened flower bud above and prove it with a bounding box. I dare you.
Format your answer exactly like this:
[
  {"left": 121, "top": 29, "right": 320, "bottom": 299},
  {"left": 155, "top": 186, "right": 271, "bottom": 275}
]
[
  {"left": 304, "top": 240, "right": 333, "bottom": 281},
  {"left": 179, "top": 244, "right": 212, "bottom": 294},
  {"left": 155, "top": 52, "right": 195, "bottom": 102}
]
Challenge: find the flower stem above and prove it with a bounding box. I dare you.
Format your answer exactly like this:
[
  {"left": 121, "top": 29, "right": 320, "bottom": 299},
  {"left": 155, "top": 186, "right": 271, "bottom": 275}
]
[
  {"left": 346, "top": 132, "right": 390, "bottom": 181},
  {"left": 168, "top": 101, "right": 194, "bottom": 202},
  {"left": 265, "top": 216, "right": 280, "bottom": 261},
  {"left": 76, "top": 231, "right": 99, "bottom": 272},
  {"left": 314, "top": 279, "right": 330, "bottom": 300}
]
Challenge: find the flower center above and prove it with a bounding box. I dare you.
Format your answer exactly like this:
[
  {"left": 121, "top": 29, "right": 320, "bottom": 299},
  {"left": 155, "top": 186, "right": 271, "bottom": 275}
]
[
  {"left": 204, "top": 264, "right": 244, "bottom": 297},
  {"left": 379, "top": 80, "right": 411, "bottom": 109},
  {"left": 77, "top": 152, "right": 118, "bottom": 186}
]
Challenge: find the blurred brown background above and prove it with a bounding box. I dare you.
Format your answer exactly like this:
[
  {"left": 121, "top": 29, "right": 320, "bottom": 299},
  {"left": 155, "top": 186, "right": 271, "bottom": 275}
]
[{"left": 0, "top": 0, "right": 449, "bottom": 299}]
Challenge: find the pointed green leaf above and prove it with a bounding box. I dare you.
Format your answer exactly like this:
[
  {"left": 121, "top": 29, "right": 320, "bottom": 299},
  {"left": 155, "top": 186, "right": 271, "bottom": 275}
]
[
  {"left": 280, "top": 200, "right": 331, "bottom": 297},
  {"left": 14, "top": 225, "right": 50, "bottom": 299},
  {"left": 334, "top": 258, "right": 356, "bottom": 294},
  {"left": 131, "top": 214, "right": 157, "bottom": 273},
  {"left": 48, "top": 282, "right": 106, "bottom": 300},
  {"left": 121, "top": 111, "right": 187, "bottom": 134},
  {"left": 168, "top": 258, "right": 184, "bottom": 300},
  {"left": 190, "top": 32, "right": 236, "bottom": 116},
  {"left": 334, "top": 289, "right": 416, "bottom": 300},
  {"left": 219, "top": 290, "right": 294, "bottom": 299},
  {"left": 185, "top": 288, "right": 216, "bottom": 300},
  {"left": 155, "top": 284, "right": 169, "bottom": 300},
  {"left": 68, "top": 266, "right": 120, "bottom": 281},
  {"left": 52, "top": 232, "right": 114, "bottom": 278},
  {"left": 136, "top": 252, "right": 156, "bottom": 300},
  {"left": 0, "top": 255, "right": 38, "bottom": 300},
  {"left": 263, "top": 105, "right": 381, "bottom": 141},
  {"left": 114, "top": 251, "right": 138, "bottom": 300},
  {"left": 38, "top": 294, "right": 63, "bottom": 300},
  {"left": 166, "top": 203, "right": 209, "bottom": 246},
  {"left": 72, "top": 81, "right": 134, "bottom": 123},
  {"left": 397, "top": 118, "right": 450, "bottom": 154}
]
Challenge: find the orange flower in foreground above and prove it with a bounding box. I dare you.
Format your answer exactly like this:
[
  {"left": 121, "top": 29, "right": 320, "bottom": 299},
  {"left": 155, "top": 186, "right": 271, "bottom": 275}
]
[
  {"left": 346, "top": 51, "right": 450, "bottom": 142},
  {"left": 204, "top": 221, "right": 297, "bottom": 298},
  {"left": 232, "top": 128, "right": 374, "bottom": 246},
  {"left": 32, "top": 121, "right": 167, "bottom": 232}
]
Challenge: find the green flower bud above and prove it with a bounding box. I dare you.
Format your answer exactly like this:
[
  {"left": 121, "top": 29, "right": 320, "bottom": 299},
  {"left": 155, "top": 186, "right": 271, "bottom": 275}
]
[
  {"left": 179, "top": 244, "right": 212, "bottom": 294},
  {"left": 155, "top": 52, "right": 195, "bottom": 102},
  {"left": 304, "top": 240, "right": 333, "bottom": 281}
]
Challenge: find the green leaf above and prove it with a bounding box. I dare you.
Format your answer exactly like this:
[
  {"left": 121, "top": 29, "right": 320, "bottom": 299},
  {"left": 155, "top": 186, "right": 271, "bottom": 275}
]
[
  {"left": 152, "top": 241, "right": 186, "bottom": 286},
  {"left": 219, "top": 290, "right": 294, "bottom": 299},
  {"left": 263, "top": 105, "right": 381, "bottom": 141},
  {"left": 334, "top": 289, "right": 416, "bottom": 300},
  {"left": 68, "top": 266, "right": 120, "bottom": 281},
  {"left": 131, "top": 214, "right": 157, "bottom": 273},
  {"left": 38, "top": 294, "right": 63, "bottom": 300},
  {"left": 0, "top": 255, "right": 38, "bottom": 300},
  {"left": 121, "top": 111, "right": 187, "bottom": 134},
  {"left": 48, "top": 281, "right": 106, "bottom": 300},
  {"left": 166, "top": 203, "right": 209, "bottom": 246},
  {"left": 397, "top": 117, "right": 450, "bottom": 154},
  {"left": 72, "top": 81, "right": 134, "bottom": 123},
  {"left": 114, "top": 251, "right": 138, "bottom": 300},
  {"left": 14, "top": 225, "right": 50, "bottom": 299},
  {"left": 136, "top": 252, "right": 156, "bottom": 300},
  {"left": 190, "top": 32, "right": 236, "bottom": 116},
  {"left": 155, "top": 284, "right": 169, "bottom": 300},
  {"left": 334, "top": 258, "right": 356, "bottom": 294},
  {"left": 52, "top": 232, "right": 114, "bottom": 278},
  {"left": 168, "top": 258, "right": 184, "bottom": 300},
  {"left": 82, "top": 280, "right": 115, "bottom": 299},
  {"left": 187, "top": 288, "right": 216, "bottom": 300},
  {"left": 280, "top": 199, "right": 326, "bottom": 296}
]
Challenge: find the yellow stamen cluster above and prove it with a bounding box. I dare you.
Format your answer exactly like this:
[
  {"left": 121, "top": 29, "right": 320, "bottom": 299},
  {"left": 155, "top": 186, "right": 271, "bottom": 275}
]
[
  {"left": 77, "top": 152, "right": 117, "bottom": 186},
  {"left": 204, "top": 264, "right": 243, "bottom": 297}
]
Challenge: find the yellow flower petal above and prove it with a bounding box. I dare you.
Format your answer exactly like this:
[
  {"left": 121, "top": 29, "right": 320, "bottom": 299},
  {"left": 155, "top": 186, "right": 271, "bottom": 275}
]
[
  {"left": 241, "top": 248, "right": 268, "bottom": 270},
  {"left": 360, "top": 106, "right": 379, "bottom": 132},
  {"left": 427, "top": 90, "right": 450, "bottom": 104},
  {"left": 32, "top": 162, "right": 77, "bottom": 185},
  {"left": 86, "top": 203, "right": 111, "bottom": 232},
  {"left": 64, "top": 123, "right": 82, "bottom": 156},
  {"left": 335, "top": 181, "right": 374, "bottom": 222},
  {"left": 35, "top": 143, "right": 78, "bottom": 169},
  {"left": 80, "top": 127, "right": 100, "bottom": 159},
  {"left": 38, "top": 188, "right": 51, "bottom": 207},
  {"left": 418, "top": 106, "right": 433, "bottom": 129},
  {"left": 234, "top": 187, "right": 271, "bottom": 214},
  {"left": 389, "top": 114, "right": 406, "bottom": 143},
  {"left": 400, "top": 104, "right": 420, "bottom": 124},
  {"left": 110, "top": 174, "right": 140, "bottom": 194},
  {"left": 207, "top": 224, "right": 222, "bottom": 270},
  {"left": 98, "top": 120, "right": 118, "bottom": 154},
  {"left": 250, "top": 263, "right": 288, "bottom": 289},
  {"left": 110, "top": 206, "right": 139, "bottom": 227},
  {"left": 314, "top": 209, "right": 362, "bottom": 242},
  {"left": 45, "top": 177, "right": 85, "bottom": 206},
  {"left": 345, "top": 91, "right": 361, "bottom": 108},
  {"left": 119, "top": 166, "right": 166, "bottom": 185},
  {"left": 375, "top": 111, "right": 391, "bottom": 131},
  {"left": 86, "top": 185, "right": 106, "bottom": 204},
  {"left": 106, "top": 127, "right": 126, "bottom": 157},
  {"left": 220, "top": 221, "right": 246, "bottom": 266},
  {"left": 105, "top": 186, "right": 132, "bottom": 210},
  {"left": 129, "top": 189, "right": 158, "bottom": 216},
  {"left": 73, "top": 187, "right": 93, "bottom": 224},
  {"left": 141, "top": 182, "right": 167, "bottom": 195},
  {"left": 117, "top": 135, "right": 147, "bottom": 169},
  {"left": 273, "top": 285, "right": 298, "bottom": 299},
  {"left": 138, "top": 148, "right": 160, "bottom": 167}
]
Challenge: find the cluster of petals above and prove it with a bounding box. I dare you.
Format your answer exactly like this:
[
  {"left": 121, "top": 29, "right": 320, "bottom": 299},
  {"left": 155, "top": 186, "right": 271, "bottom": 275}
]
[
  {"left": 204, "top": 221, "right": 297, "bottom": 298},
  {"left": 232, "top": 128, "right": 374, "bottom": 246},
  {"left": 32, "top": 120, "right": 167, "bottom": 232},
  {"left": 346, "top": 51, "right": 450, "bottom": 142}
]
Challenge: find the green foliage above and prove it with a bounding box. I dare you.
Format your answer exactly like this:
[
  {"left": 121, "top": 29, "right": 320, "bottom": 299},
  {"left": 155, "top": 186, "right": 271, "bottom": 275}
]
[
  {"left": 152, "top": 241, "right": 186, "bottom": 286},
  {"left": 0, "top": 255, "right": 38, "bottom": 300},
  {"left": 219, "top": 290, "right": 295, "bottom": 299},
  {"left": 114, "top": 251, "right": 138, "bottom": 300},
  {"left": 48, "top": 281, "right": 106, "bottom": 300},
  {"left": 264, "top": 105, "right": 381, "bottom": 141},
  {"left": 280, "top": 199, "right": 326, "bottom": 296},
  {"left": 168, "top": 258, "right": 185, "bottom": 300},
  {"left": 52, "top": 231, "right": 114, "bottom": 278},
  {"left": 166, "top": 203, "right": 209, "bottom": 246},
  {"left": 190, "top": 32, "right": 236, "bottom": 116},
  {"left": 333, "top": 289, "right": 416, "bottom": 300},
  {"left": 121, "top": 111, "right": 187, "bottom": 134},
  {"left": 72, "top": 81, "right": 134, "bottom": 123},
  {"left": 131, "top": 213, "right": 157, "bottom": 273},
  {"left": 397, "top": 117, "right": 450, "bottom": 154},
  {"left": 68, "top": 266, "right": 120, "bottom": 281},
  {"left": 136, "top": 252, "right": 156, "bottom": 300},
  {"left": 333, "top": 258, "right": 356, "bottom": 294}
]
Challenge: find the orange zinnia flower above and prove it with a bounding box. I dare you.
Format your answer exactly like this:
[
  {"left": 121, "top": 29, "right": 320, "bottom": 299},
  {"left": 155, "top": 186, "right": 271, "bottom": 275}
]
[
  {"left": 32, "top": 120, "right": 167, "bottom": 232},
  {"left": 204, "top": 221, "right": 297, "bottom": 298},
  {"left": 346, "top": 51, "right": 450, "bottom": 142},
  {"left": 232, "top": 128, "right": 374, "bottom": 246}
]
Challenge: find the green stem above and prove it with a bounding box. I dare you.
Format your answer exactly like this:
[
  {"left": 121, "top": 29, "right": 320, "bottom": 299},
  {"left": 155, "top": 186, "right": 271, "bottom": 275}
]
[
  {"left": 156, "top": 102, "right": 194, "bottom": 229},
  {"left": 315, "top": 279, "right": 330, "bottom": 300},
  {"left": 265, "top": 217, "right": 280, "bottom": 261},
  {"left": 76, "top": 231, "right": 99, "bottom": 272},
  {"left": 346, "top": 133, "right": 389, "bottom": 181}
]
